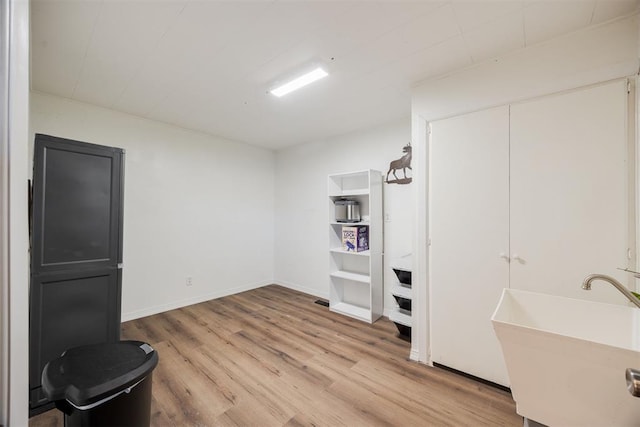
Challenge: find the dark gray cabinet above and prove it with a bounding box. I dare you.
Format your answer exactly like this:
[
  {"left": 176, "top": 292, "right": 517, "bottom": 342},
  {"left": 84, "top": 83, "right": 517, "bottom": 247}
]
[{"left": 29, "top": 134, "right": 124, "bottom": 413}]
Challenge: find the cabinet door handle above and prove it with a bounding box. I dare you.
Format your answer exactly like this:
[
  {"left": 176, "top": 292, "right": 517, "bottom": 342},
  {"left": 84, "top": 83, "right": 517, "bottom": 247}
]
[
  {"left": 512, "top": 253, "right": 524, "bottom": 263},
  {"left": 499, "top": 252, "right": 510, "bottom": 262}
]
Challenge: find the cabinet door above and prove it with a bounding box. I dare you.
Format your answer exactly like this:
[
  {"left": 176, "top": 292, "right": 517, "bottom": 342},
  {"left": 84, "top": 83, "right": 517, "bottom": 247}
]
[
  {"left": 430, "top": 106, "right": 510, "bottom": 386},
  {"left": 29, "top": 268, "right": 121, "bottom": 407},
  {"left": 29, "top": 134, "right": 124, "bottom": 411},
  {"left": 510, "top": 80, "right": 630, "bottom": 304},
  {"left": 31, "top": 134, "right": 124, "bottom": 275}
]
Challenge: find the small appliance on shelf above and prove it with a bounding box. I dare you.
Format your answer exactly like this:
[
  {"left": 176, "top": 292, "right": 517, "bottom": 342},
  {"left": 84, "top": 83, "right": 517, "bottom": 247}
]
[{"left": 334, "top": 199, "right": 360, "bottom": 223}]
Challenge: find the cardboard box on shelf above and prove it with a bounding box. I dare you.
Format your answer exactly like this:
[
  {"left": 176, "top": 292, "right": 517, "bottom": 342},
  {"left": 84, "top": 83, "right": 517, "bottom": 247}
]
[{"left": 341, "top": 226, "right": 369, "bottom": 252}]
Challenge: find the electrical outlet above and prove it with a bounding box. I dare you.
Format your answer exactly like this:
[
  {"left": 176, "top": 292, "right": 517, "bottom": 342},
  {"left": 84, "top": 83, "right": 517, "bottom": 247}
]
[{"left": 186, "top": 277, "right": 193, "bottom": 286}]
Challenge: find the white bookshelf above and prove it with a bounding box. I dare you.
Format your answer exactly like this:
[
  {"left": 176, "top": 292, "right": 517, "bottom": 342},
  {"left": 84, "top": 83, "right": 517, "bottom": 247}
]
[{"left": 328, "top": 169, "right": 382, "bottom": 323}]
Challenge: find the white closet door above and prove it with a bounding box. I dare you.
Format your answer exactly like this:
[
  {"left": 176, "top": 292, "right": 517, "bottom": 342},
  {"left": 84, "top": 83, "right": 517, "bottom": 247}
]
[
  {"left": 430, "top": 106, "right": 510, "bottom": 386},
  {"left": 510, "top": 80, "right": 630, "bottom": 304}
]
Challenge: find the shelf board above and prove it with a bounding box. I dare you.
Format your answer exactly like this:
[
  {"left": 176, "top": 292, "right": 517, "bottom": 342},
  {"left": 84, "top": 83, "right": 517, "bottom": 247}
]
[
  {"left": 329, "top": 189, "right": 369, "bottom": 198},
  {"left": 328, "top": 170, "right": 371, "bottom": 179},
  {"left": 330, "top": 270, "right": 370, "bottom": 283},
  {"left": 391, "top": 284, "right": 412, "bottom": 299},
  {"left": 330, "top": 221, "right": 370, "bottom": 226},
  {"left": 389, "top": 308, "right": 412, "bottom": 327},
  {"left": 330, "top": 248, "right": 370, "bottom": 256},
  {"left": 330, "top": 302, "right": 371, "bottom": 322}
]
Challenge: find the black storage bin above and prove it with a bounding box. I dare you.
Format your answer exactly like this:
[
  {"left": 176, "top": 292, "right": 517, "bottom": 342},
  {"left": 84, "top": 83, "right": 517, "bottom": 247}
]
[
  {"left": 393, "top": 322, "right": 412, "bottom": 340},
  {"left": 392, "top": 268, "right": 412, "bottom": 285},
  {"left": 41, "top": 340, "right": 159, "bottom": 427},
  {"left": 392, "top": 295, "right": 412, "bottom": 311}
]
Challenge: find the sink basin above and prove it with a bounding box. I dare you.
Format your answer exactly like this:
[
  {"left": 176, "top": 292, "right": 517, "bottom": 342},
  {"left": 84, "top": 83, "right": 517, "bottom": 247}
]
[{"left": 492, "top": 288, "right": 640, "bottom": 426}]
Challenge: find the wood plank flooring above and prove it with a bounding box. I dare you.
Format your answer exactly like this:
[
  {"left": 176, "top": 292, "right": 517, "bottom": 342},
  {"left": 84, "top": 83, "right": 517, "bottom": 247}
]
[{"left": 29, "top": 285, "right": 522, "bottom": 426}]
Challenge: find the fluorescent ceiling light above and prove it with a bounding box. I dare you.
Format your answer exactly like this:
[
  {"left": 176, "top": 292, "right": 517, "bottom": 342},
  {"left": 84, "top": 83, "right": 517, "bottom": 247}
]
[{"left": 270, "top": 67, "right": 328, "bottom": 97}]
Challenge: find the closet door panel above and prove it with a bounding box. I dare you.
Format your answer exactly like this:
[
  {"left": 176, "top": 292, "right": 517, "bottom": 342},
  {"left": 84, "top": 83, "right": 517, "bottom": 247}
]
[
  {"left": 430, "top": 105, "right": 510, "bottom": 386},
  {"left": 510, "top": 80, "right": 630, "bottom": 304}
]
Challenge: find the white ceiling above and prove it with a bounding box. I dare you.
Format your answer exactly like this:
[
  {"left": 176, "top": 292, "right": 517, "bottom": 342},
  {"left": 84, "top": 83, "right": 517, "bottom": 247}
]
[{"left": 31, "top": 0, "right": 639, "bottom": 150}]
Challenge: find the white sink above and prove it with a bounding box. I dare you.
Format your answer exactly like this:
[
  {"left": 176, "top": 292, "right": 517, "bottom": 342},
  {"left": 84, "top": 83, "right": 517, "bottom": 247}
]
[{"left": 492, "top": 288, "right": 640, "bottom": 426}]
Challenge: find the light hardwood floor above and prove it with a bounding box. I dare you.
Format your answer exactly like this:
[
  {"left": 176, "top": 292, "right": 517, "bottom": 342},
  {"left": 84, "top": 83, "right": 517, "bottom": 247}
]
[{"left": 30, "top": 284, "right": 522, "bottom": 426}]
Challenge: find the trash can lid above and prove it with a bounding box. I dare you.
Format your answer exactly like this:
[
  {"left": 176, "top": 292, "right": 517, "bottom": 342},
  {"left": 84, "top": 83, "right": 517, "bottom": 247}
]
[{"left": 41, "top": 340, "right": 159, "bottom": 407}]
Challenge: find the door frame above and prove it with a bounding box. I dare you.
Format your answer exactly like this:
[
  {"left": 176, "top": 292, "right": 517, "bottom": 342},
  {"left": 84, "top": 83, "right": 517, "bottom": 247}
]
[
  {"left": 1, "top": 0, "right": 30, "bottom": 425},
  {"left": 0, "top": 1, "right": 9, "bottom": 420},
  {"left": 411, "top": 113, "right": 430, "bottom": 364}
]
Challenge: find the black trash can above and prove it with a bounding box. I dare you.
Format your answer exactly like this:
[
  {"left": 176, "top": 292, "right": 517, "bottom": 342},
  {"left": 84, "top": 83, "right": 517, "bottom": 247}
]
[{"left": 41, "top": 340, "right": 159, "bottom": 427}]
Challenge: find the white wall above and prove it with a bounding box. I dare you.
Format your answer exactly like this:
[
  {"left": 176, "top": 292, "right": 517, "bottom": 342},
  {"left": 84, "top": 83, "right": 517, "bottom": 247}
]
[
  {"left": 30, "top": 92, "right": 276, "bottom": 321},
  {"left": 411, "top": 14, "right": 640, "bottom": 364},
  {"left": 274, "top": 117, "right": 412, "bottom": 316}
]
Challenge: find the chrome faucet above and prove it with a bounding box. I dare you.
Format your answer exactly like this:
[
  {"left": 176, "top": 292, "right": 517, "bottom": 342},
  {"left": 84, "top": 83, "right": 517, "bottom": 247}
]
[
  {"left": 627, "top": 369, "right": 640, "bottom": 398},
  {"left": 582, "top": 274, "right": 640, "bottom": 308}
]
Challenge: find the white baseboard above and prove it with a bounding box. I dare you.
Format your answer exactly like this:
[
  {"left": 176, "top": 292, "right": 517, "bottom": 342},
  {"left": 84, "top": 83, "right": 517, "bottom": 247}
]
[
  {"left": 274, "top": 279, "right": 328, "bottom": 300},
  {"left": 409, "top": 348, "right": 421, "bottom": 362},
  {"left": 121, "top": 280, "right": 271, "bottom": 322}
]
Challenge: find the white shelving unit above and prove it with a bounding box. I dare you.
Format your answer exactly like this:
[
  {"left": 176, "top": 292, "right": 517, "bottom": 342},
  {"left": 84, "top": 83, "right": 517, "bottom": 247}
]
[{"left": 328, "top": 169, "right": 382, "bottom": 323}]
